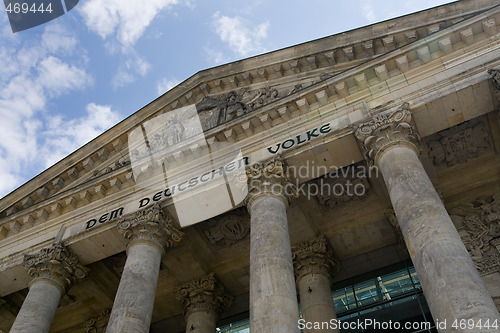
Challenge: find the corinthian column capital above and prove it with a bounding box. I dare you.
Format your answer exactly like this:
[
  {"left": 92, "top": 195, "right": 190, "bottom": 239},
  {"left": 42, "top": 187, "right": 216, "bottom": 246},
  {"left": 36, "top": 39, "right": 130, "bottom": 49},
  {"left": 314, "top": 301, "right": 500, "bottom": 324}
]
[
  {"left": 245, "top": 157, "right": 298, "bottom": 208},
  {"left": 353, "top": 103, "right": 421, "bottom": 165},
  {"left": 292, "top": 235, "right": 340, "bottom": 284},
  {"left": 117, "top": 202, "right": 184, "bottom": 255},
  {"left": 176, "top": 272, "right": 232, "bottom": 317},
  {"left": 23, "top": 243, "right": 88, "bottom": 294}
]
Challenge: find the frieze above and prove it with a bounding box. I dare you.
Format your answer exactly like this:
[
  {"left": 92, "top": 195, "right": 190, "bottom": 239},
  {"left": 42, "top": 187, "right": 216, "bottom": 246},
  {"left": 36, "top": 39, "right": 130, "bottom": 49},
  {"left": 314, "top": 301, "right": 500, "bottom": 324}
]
[
  {"left": 425, "top": 117, "right": 491, "bottom": 167},
  {"left": 450, "top": 192, "right": 500, "bottom": 275},
  {"left": 203, "top": 207, "right": 250, "bottom": 248}
]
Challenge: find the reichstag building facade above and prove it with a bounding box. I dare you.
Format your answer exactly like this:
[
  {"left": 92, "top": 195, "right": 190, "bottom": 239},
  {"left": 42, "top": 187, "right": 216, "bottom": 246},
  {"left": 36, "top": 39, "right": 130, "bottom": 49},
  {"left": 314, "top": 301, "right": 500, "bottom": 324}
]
[{"left": 1, "top": 0, "right": 500, "bottom": 332}]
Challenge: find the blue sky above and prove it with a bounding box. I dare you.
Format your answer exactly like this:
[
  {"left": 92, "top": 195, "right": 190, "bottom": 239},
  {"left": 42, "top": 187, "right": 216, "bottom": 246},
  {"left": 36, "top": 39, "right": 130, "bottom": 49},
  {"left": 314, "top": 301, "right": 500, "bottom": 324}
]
[{"left": 0, "top": 0, "right": 455, "bottom": 198}]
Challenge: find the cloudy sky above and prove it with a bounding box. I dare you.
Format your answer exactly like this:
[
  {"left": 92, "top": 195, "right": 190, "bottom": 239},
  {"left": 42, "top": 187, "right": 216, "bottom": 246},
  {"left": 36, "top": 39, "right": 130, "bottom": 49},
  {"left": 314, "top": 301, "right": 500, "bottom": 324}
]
[{"left": 0, "top": 0, "right": 455, "bottom": 198}]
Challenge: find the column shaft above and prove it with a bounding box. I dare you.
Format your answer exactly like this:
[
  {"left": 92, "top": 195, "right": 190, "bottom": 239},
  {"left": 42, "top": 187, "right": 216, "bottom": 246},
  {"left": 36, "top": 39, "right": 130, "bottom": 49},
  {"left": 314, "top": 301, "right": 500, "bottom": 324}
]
[
  {"left": 10, "top": 281, "right": 62, "bottom": 333},
  {"left": 298, "top": 274, "right": 338, "bottom": 333},
  {"left": 379, "top": 146, "right": 500, "bottom": 331},
  {"left": 249, "top": 195, "right": 300, "bottom": 333},
  {"left": 185, "top": 310, "right": 218, "bottom": 333},
  {"left": 107, "top": 243, "right": 162, "bottom": 332}
]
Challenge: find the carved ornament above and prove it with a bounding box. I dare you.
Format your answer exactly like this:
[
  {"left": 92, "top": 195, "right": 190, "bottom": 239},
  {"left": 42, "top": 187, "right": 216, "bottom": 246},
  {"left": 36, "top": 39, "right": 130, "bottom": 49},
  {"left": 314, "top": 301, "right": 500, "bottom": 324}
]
[
  {"left": 84, "top": 308, "right": 111, "bottom": 333},
  {"left": 117, "top": 202, "right": 184, "bottom": 254},
  {"left": 426, "top": 117, "right": 491, "bottom": 167},
  {"left": 23, "top": 243, "right": 88, "bottom": 293},
  {"left": 354, "top": 103, "right": 420, "bottom": 165},
  {"left": 450, "top": 192, "right": 500, "bottom": 275},
  {"left": 312, "top": 164, "right": 370, "bottom": 209},
  {"left": 197, "top": 86, "right": 280, "bottom": 130},
  {"left": 203, "top": 207, "right": 250, "bottom": 247},
  {"left": 245, "top": 157, "right": 299, "bottom": 208},
  {"left": 292, "top": 235, "right": 340, "bottom": 284},
  {"left": 176, "top": 272, "right": 232, "bottom": 317}
]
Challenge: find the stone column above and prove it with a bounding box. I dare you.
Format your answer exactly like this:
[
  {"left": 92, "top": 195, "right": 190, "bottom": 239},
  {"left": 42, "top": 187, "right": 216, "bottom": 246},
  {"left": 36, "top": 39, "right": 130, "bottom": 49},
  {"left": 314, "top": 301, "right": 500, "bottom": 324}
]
[
  {"left": 106, "top": 203, "right": 184, "bottom": 333},
  {"left": 292, "top": 235, "right": 340, "bottom": 333},
  {"left": 245, "top": 157, "right": 300, "bottom": 333},
  {"left": 176, "top": 272, "right": 232, "bottom": 333},
  {"left": 10, "top": 243, "right": 88, "bottom": 333},
  {"left": 354, "top": 103, "right": 500, "bottom": 332}
]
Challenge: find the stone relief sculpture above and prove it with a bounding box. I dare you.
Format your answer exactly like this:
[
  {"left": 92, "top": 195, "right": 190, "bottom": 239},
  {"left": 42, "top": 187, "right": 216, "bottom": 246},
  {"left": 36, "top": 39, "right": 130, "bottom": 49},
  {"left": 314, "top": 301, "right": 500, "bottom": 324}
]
[
  {"left": 426, "top": 117, "right": 491, "bottom": 167},
  {"left": 450, "top": 192, "right": 500, "bottom": 275},
  {"left": 196, "top": 86, "right": 280, "bottom": 130}
]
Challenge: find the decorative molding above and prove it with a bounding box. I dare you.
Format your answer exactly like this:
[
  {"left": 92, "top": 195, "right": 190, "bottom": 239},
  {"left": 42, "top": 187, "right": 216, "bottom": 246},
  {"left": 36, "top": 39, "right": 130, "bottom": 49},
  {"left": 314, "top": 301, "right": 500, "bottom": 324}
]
[
  {"left": 450, "top": 192, "right": 500, "bottom": 275},
  {"left": 93, "top": 157, "right": 131, "bottom": 178},
  {"left": 203, "top": 207, "right": 250, "bottom": 248},
  {"left": 292, "top": 235, "right": 340, "bottom": 284},
  {"left": 245, "top": 157, "right": 299, "bottom": 207},
  {"left": 84, "top": 308, "right": 111, "bottom": 333},
  {"left": 117, "top": 202, "right": 184, "bottom": 254},
  {"left": 425, "top": 117, "right": 491, "bottom": 167},
  {"left": 353, "top": 103, "right": 420, "bottom": 165},
  {"left": 176, "top": 272, "right": 232, "bottom": 317},
  {"left": 311, "top": 163, "right": 370, "bottom": 209},
  {"left": 23, "top": 243, "right": 88, "bottom": 293}
]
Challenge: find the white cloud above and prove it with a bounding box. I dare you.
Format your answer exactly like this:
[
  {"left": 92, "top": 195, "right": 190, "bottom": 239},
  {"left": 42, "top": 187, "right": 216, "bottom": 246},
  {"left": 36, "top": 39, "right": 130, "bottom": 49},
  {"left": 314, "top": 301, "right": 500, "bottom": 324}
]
[
  {"left": 0, "top": 22, "right": 95, "bottom": 197},
  {"left": 79, "top": 0, "right": 179, "bottom": 48},
  {"left": 42, "top": 103, "right": 122, "bottom": 167},
  {"left": 204, "top": 46, "right": 228, "bottom": 66},
  {"left": 79, "top": 0, "right": 180, "bottom": 88},
  {"left": 212, "top": 12, "right": 269, "bottom": 57},
  {"left": 362, "top": 1, "right": 376, "bottom": 22},
  {"left": 156, "top": 77, "right": 180, "bottom": 95},
  {"left": 112, "top": 51, "right": 151, "bottom": 89}
]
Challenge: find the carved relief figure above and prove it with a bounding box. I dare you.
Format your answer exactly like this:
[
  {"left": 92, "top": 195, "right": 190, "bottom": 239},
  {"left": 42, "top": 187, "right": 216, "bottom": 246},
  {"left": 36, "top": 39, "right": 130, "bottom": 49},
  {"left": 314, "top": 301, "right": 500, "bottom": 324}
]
[{"left": 450, "top": 192, "right": 500, "bottom": 275}]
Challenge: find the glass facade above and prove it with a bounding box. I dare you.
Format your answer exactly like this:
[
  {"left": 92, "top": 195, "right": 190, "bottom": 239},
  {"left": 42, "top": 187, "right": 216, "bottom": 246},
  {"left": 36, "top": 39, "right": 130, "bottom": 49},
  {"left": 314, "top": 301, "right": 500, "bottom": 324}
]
[{"left": 217, "top": 264, "right": 436, "bottom": 333}]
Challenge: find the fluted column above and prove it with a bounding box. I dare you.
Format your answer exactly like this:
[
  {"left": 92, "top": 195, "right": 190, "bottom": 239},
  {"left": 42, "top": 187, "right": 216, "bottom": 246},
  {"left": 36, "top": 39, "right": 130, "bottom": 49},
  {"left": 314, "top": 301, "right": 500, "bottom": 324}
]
[
  {"left": 354, "top": 103, "right": 500, "bottom": 332},
  {"left": 245, "top": 157, "right": 300, "bottom": 333},
  {"left": 176, "top": 273, "right": 232, "bottom": 333},
  {"left": 106, "top": 203, "right": 184, "bottom": 333},
  {"left": 11, "top": 243, "right": 88, "bottom": 333},
  {"left": 292, "top": 235, "right": 340, "bottom": 333}
]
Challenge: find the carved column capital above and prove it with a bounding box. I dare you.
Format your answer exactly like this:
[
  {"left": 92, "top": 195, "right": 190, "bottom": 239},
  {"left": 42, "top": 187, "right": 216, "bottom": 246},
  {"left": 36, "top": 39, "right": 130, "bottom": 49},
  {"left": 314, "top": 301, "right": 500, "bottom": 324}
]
[
  {"left": 176, "top": 273, "right": 232, "bottom": 317},
  {"left": 245, "top": 157, "right": 298, "bottom": 208},
  {"left": 117, "top": 202, "right": 184, "bottom": 255},
  {"left": 23, "top": 243, "right": 88, "bottom": 294},
  {"left": 292, "top": 235, "right": 340, "bottom": 284},
  {"left": 353, "top": 103, "right": 421, "bottom": 165}
]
